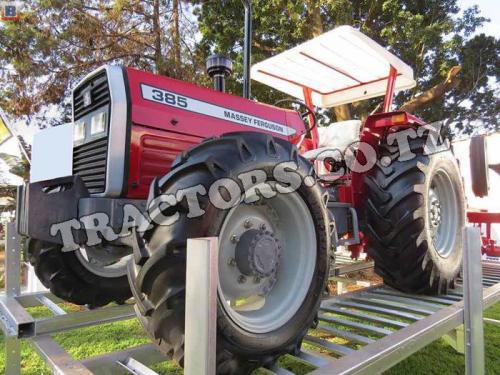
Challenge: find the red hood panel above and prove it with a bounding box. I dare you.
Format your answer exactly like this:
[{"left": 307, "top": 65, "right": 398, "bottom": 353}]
[{"left": 126, "top": 67, "right": 305, "bottom": 140}]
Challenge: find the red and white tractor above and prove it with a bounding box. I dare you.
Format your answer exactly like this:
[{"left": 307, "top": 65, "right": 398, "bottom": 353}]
[{"left": 18, "top": 3, "right": 465, "bottom": 373}]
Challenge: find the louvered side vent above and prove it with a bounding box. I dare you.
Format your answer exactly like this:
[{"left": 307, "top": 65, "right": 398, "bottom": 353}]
[{"left": 72, "top": 71, "right": 110, "bottom": 194}]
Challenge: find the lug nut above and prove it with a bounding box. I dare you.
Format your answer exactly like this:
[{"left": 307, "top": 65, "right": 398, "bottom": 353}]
[
  {"left": 231, "top": 235, "right": 239, "bottom": 243},
  {"left": 260, "top": 223, "right": 267, "bottom": 231},
  {"left": 244, "top": 220, "right": 252, "bottom": 229},
  {"left": 238, "top": 275, "right": 247, "bottom": 284},
  {"left": 227, "top": 258, "right": 236, "bottom": 267}
]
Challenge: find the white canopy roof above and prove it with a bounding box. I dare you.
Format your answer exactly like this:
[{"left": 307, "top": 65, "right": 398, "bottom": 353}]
[{"left": 251, "top": 26, "right": 416, "bottom": 108}]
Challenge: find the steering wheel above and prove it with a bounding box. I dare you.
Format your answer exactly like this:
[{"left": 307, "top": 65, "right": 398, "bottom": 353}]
[{"left": 274, "top": 99, "right": 318, "bottom": 134}]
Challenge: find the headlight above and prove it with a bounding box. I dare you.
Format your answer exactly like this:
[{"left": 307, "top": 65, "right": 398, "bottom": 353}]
[
  {"left": 74, "top": 121, "right": 85, "bottom": 142},
  {"left": 90, "top": 111, "right": 107, "bottom": 136}
]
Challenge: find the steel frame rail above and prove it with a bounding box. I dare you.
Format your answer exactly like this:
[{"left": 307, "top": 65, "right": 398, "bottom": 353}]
[
  {"left": 1, "top": 225, "right": 499, "bottom": 374},
  {"left": 332, "top": 252, "right": 375, "bottom": 276},
  {"left": 0, "top": 222, "right": 164, "bottom": 374}
]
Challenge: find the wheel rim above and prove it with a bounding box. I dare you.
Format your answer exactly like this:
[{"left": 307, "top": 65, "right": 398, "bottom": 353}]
[
  {"left": 75, "top": 244, "right": 132, "bottom": 278},
  {"left": 428, "top": 169, "right": 459, "bottom": 258},
  {"left": 218, "top": 190, "right": 317, "bottom": 333}
]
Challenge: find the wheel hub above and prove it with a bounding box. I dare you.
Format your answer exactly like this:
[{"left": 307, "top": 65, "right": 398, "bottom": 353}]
[
  {"left": 217, "top": 192, "right": 317, "bottom": 333},
  {"left": 75, "top": 244, "right": 132, "bottom": 278},
  {"left": 429, "top": 188, "right": 442, "bottom": 230},
  {"left": 428, "top": 170, "right": 460, "bottom": 258},
  {"left": 235, "top": 229, "right": 281, "bottom": 278}
]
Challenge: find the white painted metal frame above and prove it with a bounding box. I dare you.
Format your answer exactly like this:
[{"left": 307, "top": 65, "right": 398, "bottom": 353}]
[
  {"left": 184, "top": 238, "right": 219, "bottom": 375},
  {"left": 4, "top": 221, "right": 22, "bottom": 374},
  {"left": 0, "top": 222, "right": 165, "bottom": 375},
  {"left": 0, "top": 231, "right": 220, "bottom": 375},
  {"left": 463, "top": 227, "right": 485, "bottom": 375},
  {"left": 306, "top": 227, "right": 489, "bottom": 375},
  {"left": 1, "top": 225, "right": 499, "bottom": 375}
]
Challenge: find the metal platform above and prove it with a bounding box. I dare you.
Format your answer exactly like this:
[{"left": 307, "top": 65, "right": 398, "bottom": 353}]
[
  {"left": 332, "top": 252, "right": 374, "bottom": 276},
  {"left": 1, "top": 225, "right": 499, "bottom": 374},
  {"left": 298, "top": 272, "right": 499, "bottom": 374}
]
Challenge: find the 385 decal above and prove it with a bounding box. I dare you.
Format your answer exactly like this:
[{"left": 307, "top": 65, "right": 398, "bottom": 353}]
[{"left": 150, "top": 88, "right": 188, "bottom": 108}]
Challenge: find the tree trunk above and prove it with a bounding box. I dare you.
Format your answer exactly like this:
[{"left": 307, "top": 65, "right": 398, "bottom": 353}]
[
  {"left": 307, "top": 0, "right": 323, "bottom": 38},
  {"left": 171, "top": 0, "right": 181, "bottom": 78},
  {"left": 152, "top": 0, "right": 166, "bottom": 75},
  {"left": 306, "top": 0, "right": 351, "bottom": 121},
  {"left": 333, "top": 105, "right": 352, "bottom": 121},
  {"left": 306, "top": 0, "right": 352, "bottom": 121},
  {"left": 400, "top": 66, "right": 461, "bottom": 113}
]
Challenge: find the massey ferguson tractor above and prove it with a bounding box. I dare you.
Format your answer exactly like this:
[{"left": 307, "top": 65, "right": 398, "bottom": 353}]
[{"left": 18, "top": 2, "right": 465, "bottom": 374}]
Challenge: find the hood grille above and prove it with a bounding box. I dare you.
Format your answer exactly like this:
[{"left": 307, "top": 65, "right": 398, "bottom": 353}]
[
  {"left": 72, "top": 71, "right": 110, "bottom": 194},
  {"left": 73, "top": 72, "right": 110, "bottom": 120}
]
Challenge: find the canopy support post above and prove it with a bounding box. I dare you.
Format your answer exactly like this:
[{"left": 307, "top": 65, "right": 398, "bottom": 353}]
[
  {"left": 382, "top": 66, "right": 398, "bottom": 113},
  {"left": 303, "top": 87, "right": 319, "bottom": 148}
]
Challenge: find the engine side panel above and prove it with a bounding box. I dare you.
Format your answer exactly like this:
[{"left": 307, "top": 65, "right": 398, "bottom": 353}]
[{"left": 127, "top": 124, "right": 202, "bottom": 198}]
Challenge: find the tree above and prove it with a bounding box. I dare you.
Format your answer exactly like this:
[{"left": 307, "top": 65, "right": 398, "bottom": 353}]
[
  {"left": 0, "top": 1, "right": 497, "bottom": 135},
  {"left": 0, "top": 0, "right": 200, "bottom": 127},
  {"left": 0, "top": 152, "right": 28, "bottom": 211},
  {"left": 196, "top": 0, "right": 499, "bottom": 134},
  {"left": 443, "top": 34, "right": 500, "bottom": 134}
]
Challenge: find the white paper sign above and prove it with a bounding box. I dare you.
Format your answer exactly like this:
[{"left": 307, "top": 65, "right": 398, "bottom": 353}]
[{"left": 30, "top": 124, "right": 73, "bottom": 183}]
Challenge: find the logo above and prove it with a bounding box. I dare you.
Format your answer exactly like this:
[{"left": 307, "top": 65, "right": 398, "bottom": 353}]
[
  {"left": 83, "top": 90, "right": 92, "bottom": 107},
  {"left": 1, "top": 1, "right": 22, "bottom": 21}
]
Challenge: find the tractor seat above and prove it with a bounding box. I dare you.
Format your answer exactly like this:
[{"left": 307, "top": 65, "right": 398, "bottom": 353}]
[
  {"left": 303, "top": 120, "right": 361, "bottom": 160},
  {"left": 317, "top": 120, "right": 361, "bottom": 150}
]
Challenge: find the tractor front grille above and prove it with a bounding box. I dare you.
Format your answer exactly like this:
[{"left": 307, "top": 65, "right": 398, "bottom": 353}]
[
  {"left": 73, "top": 138, "right": 108, "bottom": 194},
  {"left": 73, "top": 72, "right": 111, "bottom": 119},
  {"left": 72, "top": 70, "right": 111, "bottom": 194}
]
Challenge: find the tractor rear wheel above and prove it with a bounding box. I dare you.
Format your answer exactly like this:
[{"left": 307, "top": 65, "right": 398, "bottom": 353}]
[
  {"left": 470, "top": 135, "right": 489, "bottom": 197},
  {"left": 127, "top": 132, "right": 330, "bottom": 374},
  {"left": 27, "top": 240, "right": 132, "bottom": 307},
  {"left": 363, "top": 138, "right": 465, "bottom": 294}
]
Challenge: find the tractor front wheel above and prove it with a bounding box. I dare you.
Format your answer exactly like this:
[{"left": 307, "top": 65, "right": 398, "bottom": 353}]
[
  {"left": 363, "top": 138, "right": 465, "bottom": 294},
  {"left": 127, "top": 132, "right": 330, "bottom": 374},
  {"left": 27, "top": 240, "right": 132, "bottom": 307}
]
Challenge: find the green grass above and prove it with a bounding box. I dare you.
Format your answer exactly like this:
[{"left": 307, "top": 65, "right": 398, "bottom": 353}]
[
  {"left": 0, "top": 304, "right": 499, "bottom": 374},
  {"left": 385, "top": 302, "right": 500, "bottom": 375},
  {"left": 0, "top": 305, "right": 182, "bottom": 374}
]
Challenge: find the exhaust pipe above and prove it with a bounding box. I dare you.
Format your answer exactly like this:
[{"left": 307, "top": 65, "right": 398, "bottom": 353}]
[
  {"left": 242, "top": 0, "right": 252, "bottom": 99},
  {"left": 206, "top": 55, "right": 233, "bottom": 93}
]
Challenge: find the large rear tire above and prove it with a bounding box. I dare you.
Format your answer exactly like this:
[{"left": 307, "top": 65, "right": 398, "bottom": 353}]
[
  {"left": 27, "top": 240, "right": 132, "bottom": 307},
  {"left": 363, "top": 139, "right": 465, "bottom": 294},
  {"left": 470, "top": 135, "right": 489, "bottom": 197},
  {"left": 127, "top": 132, "right": 330, "bottom": 374}
]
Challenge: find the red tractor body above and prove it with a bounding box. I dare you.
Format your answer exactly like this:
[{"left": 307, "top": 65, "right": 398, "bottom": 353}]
[{"left": 125, "top": 68, "right": 305, "bottom": 198}]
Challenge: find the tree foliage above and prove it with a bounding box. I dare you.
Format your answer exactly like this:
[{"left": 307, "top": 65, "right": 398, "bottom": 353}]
[
  {"left": 0, "top": 151, "right": 28, "bottom": 210},
  {"left": 0, "top": 0, "right": 498, "bottom": 135},
  {"left": 0, "top": 0, "right": 201, "bottom": 127},
  {"left": 197, "top": 0, "right": 499, "bottom": 134}
]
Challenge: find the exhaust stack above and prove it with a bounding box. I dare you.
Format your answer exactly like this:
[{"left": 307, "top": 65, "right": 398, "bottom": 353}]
[
  {"left": 206, "top": 55, "right": 233, "bottom": 93},
  {"left": 242, "top": 0, "right": 252, "bottom": 99}
]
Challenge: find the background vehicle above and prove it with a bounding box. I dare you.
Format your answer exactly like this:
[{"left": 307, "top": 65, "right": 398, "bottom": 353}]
[{"left": 18, "top": 2, "right": 465, "bottom": 373}]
